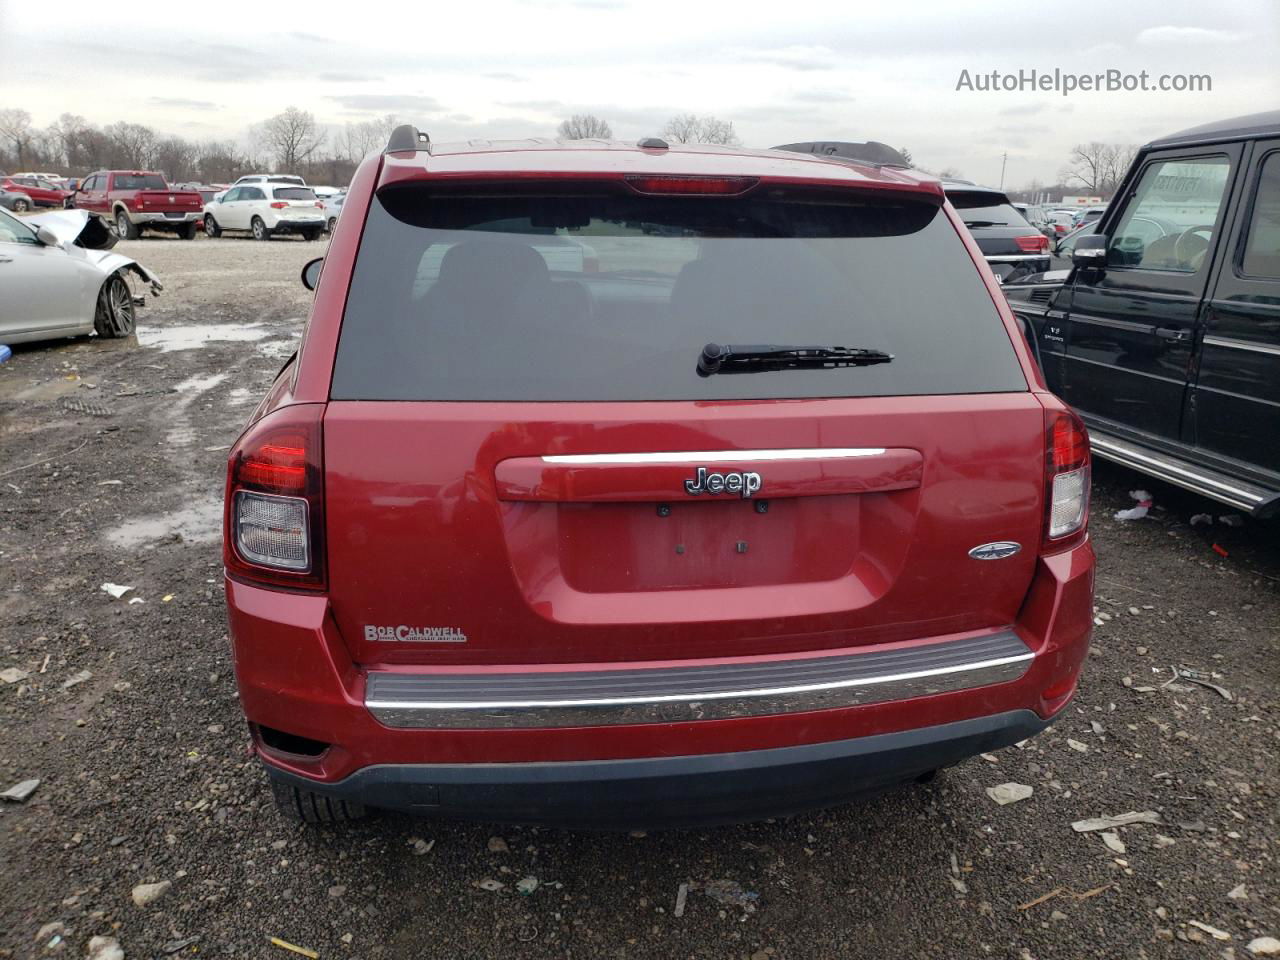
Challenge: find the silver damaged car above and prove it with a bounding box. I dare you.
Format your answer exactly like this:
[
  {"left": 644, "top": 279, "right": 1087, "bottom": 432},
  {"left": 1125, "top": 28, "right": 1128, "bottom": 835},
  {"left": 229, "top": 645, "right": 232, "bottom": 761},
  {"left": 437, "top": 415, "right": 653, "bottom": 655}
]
[{"left": 0, "top": 208, "right": 163, "bottom": 344}]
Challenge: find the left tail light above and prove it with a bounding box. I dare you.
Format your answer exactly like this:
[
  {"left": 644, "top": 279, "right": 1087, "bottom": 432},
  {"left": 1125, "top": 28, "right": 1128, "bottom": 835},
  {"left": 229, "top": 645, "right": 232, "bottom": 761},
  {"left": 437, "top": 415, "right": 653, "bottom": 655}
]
[
  {"left": 269, "top": 201, "right": 289, "bottom": 209},
  {"left": 1043, "top": 408, "right": 1090, "bottom": 548},
  {"left": 224, "top": 404, "right": 326, "bottom": 590}
]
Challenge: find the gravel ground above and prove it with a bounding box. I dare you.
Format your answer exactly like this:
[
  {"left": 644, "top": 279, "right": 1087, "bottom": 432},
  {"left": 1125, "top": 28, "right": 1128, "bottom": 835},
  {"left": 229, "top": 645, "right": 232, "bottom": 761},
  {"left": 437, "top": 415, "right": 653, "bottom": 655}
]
[{"left": 1, "top": 235, "right": 1277, "bottom": 960}]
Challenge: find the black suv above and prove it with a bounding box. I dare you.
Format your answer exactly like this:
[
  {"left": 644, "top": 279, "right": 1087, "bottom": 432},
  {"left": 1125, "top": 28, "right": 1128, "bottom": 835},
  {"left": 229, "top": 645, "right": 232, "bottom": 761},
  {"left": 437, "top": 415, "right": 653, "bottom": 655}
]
[
  {"left": 943, "top": 181, "right": 1051, "bottom": 282},
  {"left": 1005, "top": 110, "right": 1280, "bottom": 518}
]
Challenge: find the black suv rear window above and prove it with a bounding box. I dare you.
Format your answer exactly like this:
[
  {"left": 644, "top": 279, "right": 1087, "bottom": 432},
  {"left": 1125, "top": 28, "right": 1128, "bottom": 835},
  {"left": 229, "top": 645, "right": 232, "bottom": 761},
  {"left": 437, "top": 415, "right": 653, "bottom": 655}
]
[
  {"left": 947, "top": 192, "right": 1033, "bottom": 229},
  {"left": 330, "top": 186, "right": 1026, "bottom": 401}
]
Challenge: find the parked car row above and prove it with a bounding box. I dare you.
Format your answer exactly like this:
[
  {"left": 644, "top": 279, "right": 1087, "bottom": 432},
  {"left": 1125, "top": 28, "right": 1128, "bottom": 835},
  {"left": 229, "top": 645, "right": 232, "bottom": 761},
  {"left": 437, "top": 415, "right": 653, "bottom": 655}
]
[
  {"left": 2, "top": 168, "right": 348, "bottom": 240},
  {"left": 1, "top": 174, "right": 73, "bottom": 210}
]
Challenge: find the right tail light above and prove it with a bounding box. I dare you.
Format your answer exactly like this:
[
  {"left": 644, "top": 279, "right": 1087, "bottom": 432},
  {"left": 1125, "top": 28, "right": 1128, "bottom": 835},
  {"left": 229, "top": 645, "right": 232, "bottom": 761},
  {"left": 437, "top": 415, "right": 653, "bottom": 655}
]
[
  {"left": 1043, "top": 409, "right": 1090, "bottom": 547},
  {"left": 224, "top": 404, "right": 326, "bottom": 590}
]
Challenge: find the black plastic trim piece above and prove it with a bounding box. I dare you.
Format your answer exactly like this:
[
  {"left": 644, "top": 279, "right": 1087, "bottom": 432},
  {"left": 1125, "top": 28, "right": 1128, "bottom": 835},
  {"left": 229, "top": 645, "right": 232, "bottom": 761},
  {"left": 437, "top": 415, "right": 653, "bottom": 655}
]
[
  {"left": 385, "top": 124, "right": 431, "bottom": 154},
  {"left": 262, "top": 709, "right": 1054, "bottom": 828}
]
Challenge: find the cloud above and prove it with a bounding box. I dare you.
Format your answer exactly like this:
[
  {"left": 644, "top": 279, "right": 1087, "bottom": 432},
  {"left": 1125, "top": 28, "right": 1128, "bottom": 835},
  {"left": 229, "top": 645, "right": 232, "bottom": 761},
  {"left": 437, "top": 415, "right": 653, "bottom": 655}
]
[
  {"left": 791, "top": 89, "right": 856, "bottom": 103},
  {"left": 148, "top": 97, "right": 220, "bottom": 111},
  {"left": 327, "top": 94, "right": 446, "bottom": 113},
  {"left": 498, "top": 99, "right": 566, "bottom": 111},
  {"left": 998, "top": 103, "right": 1047, "bottom": 117},
  {"left": 739, "top": 44, "right": 836, "bottom": 72},
  {"left": 1136, "top": 26, "right": 1242, "bottom": 46},
  {"left": 319, "top": 72, "right": 383, "bottom": 83},
  {"left": 570, "top": 0, "right": 626, "bottom": 7},
  {"left": 484, "top": 72, "right": 525, "bottom": 82},
  {"left": 288, "top": 31, "right": 332, "bottom": 43}
]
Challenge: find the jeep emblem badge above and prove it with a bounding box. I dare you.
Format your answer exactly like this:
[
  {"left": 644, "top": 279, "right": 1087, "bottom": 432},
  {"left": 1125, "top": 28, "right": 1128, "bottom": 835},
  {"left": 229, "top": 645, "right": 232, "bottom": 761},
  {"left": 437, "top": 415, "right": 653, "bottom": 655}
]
[
  {"left": 684, "top": 466, "right": 762, "bottom": 499},
  {"left": 968, "top": 541, "right": 1022, "bottom": 560}
]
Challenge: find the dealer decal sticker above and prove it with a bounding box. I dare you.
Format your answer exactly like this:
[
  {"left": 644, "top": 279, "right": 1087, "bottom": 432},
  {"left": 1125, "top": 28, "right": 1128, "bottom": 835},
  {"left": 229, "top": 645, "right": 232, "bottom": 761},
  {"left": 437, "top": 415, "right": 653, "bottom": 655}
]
[{"left": 363, "top": 625, "right": 468, "bottom": 644}]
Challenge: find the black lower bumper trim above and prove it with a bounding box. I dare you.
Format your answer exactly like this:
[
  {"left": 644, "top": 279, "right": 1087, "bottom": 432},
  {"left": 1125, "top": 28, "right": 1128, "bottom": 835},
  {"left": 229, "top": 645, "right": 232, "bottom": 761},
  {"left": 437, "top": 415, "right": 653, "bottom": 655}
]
[{"left": 263, "top": 710, "right": 1052, "bottom": 829}]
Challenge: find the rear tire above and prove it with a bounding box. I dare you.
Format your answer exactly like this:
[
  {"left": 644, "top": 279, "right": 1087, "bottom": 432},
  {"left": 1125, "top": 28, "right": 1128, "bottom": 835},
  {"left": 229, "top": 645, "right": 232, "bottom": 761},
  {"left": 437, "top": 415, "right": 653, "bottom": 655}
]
[
  {"left": 327, "top": 216, "right": 336, "bottom": 233},
  {"left": 251, "top": 216, "right": 270, "bottom": 241},
  {"left": 13, "top": 198, "right": 30, "bottom": 213},
  {"left": 115, "top": 210, "right": 140, "bottom": 240},
  {"left": 93, "top": 273, "right": 136, "bottom": 338},
  {"left": 303, "top": 229, "right": 321, "bottom": 242},
  {"left": 178, "top": 221, "right": 198, "bottom": 240},
  {"left": 204, "top": 215, "right": 221, "bottom": 238},
  {"left": 270, "top": 779, "right": 367, "bottom": 823}
]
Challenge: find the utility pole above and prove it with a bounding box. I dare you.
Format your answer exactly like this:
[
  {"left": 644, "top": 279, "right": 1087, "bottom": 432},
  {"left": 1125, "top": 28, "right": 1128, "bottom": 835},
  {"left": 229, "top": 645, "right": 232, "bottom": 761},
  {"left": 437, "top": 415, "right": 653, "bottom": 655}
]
[{"left": 999, "top": 152, "right": 1008, "bottom": 190}]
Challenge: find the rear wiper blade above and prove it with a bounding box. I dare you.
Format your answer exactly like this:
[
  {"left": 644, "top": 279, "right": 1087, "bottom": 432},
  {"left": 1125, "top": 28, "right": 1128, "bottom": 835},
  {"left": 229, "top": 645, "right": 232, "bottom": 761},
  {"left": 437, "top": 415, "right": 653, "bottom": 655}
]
[
  {"left": 697, "top": 342, "right": 894, "bottom": 376},
  {"left": 964, "top": 220, "right": 1006, "bottom": 227}
]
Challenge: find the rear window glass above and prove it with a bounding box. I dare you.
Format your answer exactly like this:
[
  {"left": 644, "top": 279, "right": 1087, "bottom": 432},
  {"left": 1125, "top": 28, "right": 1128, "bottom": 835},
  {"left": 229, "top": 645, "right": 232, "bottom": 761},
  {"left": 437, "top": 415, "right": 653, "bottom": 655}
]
[
  {"left": 947, "top": 193, "right": 1032, "bottom": 229},
  {"left": 273, "top": 187, "right": 317, "bottom": 200},
  {"left": 113, "top": 174, "right": 166, "bottom": 190},
  {"left": 330, "top": 187, "right": 1027, "bottom": 402}
]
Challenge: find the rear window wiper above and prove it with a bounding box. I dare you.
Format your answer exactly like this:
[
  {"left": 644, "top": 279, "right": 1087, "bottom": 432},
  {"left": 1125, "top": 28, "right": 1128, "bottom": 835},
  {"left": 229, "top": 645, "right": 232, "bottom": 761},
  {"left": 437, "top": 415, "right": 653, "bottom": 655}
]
[
  {"left": 963, "top": 220, "right": 1006, "bottom": 227},
  {"left": 697, "top": 342, "right": 894, "bottom": 376}
]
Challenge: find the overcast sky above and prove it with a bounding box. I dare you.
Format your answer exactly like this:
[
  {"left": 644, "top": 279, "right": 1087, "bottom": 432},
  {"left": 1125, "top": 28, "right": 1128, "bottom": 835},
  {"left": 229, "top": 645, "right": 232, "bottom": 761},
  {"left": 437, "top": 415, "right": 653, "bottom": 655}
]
[{"left": 1, "top": 0, "right": 1275, "bottom": 187}]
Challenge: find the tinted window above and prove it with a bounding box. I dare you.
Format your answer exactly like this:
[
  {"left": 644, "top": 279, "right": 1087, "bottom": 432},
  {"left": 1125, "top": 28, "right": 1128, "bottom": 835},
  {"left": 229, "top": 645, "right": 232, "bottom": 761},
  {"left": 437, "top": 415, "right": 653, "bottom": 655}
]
[
  {"left": 112, "top": 174, "right": 167, "bottom": 190},
  {"left": 1108, "top": 156, "right": 1230, "bottom": 272},
  {"left": 244, "top": 188, "right": 265, "bottom": 200},
  {"left": 331, "top": 187, "right": 1026, "bottom": 402},
  {"left": 947, "top": 193, "right": 1032, "bottom": 229},
  {"left": 273, "top": 187, "right": 317, "bottom": 200},
  {"left": 1241, "top": 151, "right": 1280, "bottom": 279}
]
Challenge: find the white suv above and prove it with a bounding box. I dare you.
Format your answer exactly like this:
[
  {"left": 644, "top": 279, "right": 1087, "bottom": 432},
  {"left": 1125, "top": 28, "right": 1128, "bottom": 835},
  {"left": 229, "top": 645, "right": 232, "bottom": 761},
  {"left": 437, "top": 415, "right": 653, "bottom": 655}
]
[
  {"left": 232, "top": 173, "right": 307, "bottom": 187},
  {"left": 203, "top": 184, "right": 326, "bottom": 241}
]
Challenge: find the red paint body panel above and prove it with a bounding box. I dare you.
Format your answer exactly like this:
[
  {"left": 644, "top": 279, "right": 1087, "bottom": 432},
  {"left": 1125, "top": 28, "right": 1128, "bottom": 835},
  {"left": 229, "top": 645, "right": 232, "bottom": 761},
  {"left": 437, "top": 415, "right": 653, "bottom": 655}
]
[
  {"left": 322, "top": 395, "right": 1046, "bottom": 663},
  {"left": 224, "top": 139, "right": 1095, "bottom": 804}
]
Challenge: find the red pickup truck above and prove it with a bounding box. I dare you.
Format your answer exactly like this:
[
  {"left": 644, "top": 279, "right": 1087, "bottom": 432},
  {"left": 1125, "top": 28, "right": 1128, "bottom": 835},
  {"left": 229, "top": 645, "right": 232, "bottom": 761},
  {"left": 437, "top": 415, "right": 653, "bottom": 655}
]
[{"left": 74, "top": 171, "right": 204, "bottom": 239}]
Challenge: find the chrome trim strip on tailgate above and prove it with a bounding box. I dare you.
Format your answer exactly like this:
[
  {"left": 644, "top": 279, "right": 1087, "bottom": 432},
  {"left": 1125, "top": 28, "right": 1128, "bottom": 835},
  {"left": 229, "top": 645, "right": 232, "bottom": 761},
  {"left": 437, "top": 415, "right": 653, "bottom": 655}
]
[
  {"left": 542, "top": 447, "right": 886, "bottom": 465},
  {"left": 365, "top": 630, "right": 1034, "bottom": 729}
]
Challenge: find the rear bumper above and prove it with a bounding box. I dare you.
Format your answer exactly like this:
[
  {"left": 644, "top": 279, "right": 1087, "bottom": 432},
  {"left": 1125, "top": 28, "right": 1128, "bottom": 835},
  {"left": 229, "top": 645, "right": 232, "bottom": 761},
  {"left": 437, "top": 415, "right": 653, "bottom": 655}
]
[
  {"left": 264, "top": 709, "right": 1051, "bottom": 828},
  {"left": 268, "top": 217, "right": 325, "bottom": 232},
  {"left": 227, "top": 539, "right": 1093, "bottom": 822},
  {"left": 133, "top": 211, "right": 201, "bottom": 225}
]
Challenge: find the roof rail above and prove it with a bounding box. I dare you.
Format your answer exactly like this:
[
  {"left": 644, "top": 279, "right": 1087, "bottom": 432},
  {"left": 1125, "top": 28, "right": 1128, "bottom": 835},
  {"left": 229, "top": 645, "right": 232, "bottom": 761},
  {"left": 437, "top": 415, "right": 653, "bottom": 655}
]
[
  {"left": 385, "top": 124, "right": 432, "bottom": 154},
  {"left": 772, "top": 141, "right": 910, "bottom": 168}
]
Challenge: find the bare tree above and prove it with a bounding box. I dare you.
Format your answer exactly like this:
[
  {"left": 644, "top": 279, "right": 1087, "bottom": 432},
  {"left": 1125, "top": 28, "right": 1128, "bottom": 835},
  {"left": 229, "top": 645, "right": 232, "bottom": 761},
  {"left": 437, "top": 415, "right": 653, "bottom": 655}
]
[
  {"left": 0, "top": 108, "right": 35, "bottom": 169},
  {"left": 105, "top": 122, "right": 157, "bottom": 169},
  {"left": 1063, "top": 142, "right": 1137, "bottom": 196},
  {"left": 335, "top": 114, "right": 398, "bottom": 163},
  {"left": 557, "top": 114, "right": 612, "bottom": 140},
  {"left": 897, "top": 147, "right": 913, "bottom": 166},
  {"left": 153, "top": 137, "right": 201, "bottom": 183},
  {"left": 198, "top": 140, "right": 252, "bottom": 184},
  {"left": 662, "top": 114, "right": 701, "bottom": 144},
  {"left": 256, "top": 107, "right": 326, "bottom": 171},
  {"left": 661, "top": 114, "right": 740, "bottom": 146}
]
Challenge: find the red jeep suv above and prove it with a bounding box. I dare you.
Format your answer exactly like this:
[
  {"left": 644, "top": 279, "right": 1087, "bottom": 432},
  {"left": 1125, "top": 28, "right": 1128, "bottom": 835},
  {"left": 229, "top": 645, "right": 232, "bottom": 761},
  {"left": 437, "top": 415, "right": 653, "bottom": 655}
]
[{"left": 224, "top": 127, "right": 1094, "bottom": 827}]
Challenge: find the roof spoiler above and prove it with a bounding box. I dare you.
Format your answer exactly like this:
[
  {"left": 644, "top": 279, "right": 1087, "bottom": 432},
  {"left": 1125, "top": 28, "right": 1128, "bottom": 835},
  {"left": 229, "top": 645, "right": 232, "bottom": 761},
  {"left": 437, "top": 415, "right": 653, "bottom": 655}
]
[
  {"left": 772, "top": 141, "right": 910, "bottom": 168},
  {"left": 385, "top": 125, "right": 432, "bottom": 154}
]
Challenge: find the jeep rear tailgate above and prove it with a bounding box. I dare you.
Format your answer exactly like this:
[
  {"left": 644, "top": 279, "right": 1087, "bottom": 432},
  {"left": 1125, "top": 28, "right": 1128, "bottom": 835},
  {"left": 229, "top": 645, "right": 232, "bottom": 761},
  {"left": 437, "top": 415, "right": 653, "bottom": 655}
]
[{"left": 321, "top": 181, "right": 1039, "bottom": 666}]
